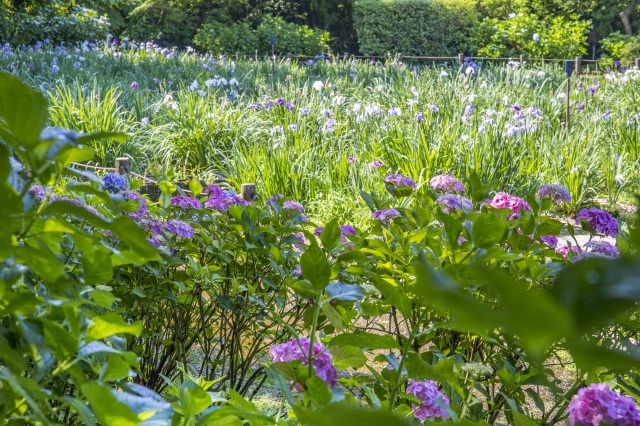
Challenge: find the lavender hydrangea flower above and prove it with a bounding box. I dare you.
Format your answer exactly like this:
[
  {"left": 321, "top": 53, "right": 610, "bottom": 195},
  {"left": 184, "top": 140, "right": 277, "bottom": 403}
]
[
  {"left": 270, "top": 337, "right": 338, "bottom": 389},
  {"left": 576, "top": 207, "right": 619, "bottom": 237},
  {"left": 101, "top": 173, "right": 126, "bottom": 193},
  {"left": 567, "top": 383, "right": 640, "bottom": 426},
  {"left": 489, "top": 192, "right": 531, "bottom": 219},
  {"left": 556, "top": 244, "right": 579, "bottom": 258},
  {"left": 429, "top": 174, "right": 465, "bottom": 193},
  {"left": 204, "top": 185, "right": 246, "bottom": 211},
  {"left": 147, "top": 236, "right": 163, "bottom": 248},
  {"left": 164, "top": 219, "right": 194, "bottom": 238},
  {"left": 384, "top": 173, "right": 417, "bottom": 188},
  {"left": 372, "top": 208, "right": 401, "bottom": 221},
  {"left": 435, "top": 194, "right": 473, "bottom": 212},
  {"left": 537, "top": 184, "right": 572, "bottom": 204},
  {"left": 283, "top": 200, "right": 305, "bottom": 212},
  {"left": 171, "top": 195, "right": 203, "bottom": 210},
  {"left": 141, "top": 217, "right": 164, "bottom": 235},
  {"left": 265, "top": 194, "right": 285, "bottom": 205},
  {"left": 406, "top": 380, "right": 450, "bottom": 421}
]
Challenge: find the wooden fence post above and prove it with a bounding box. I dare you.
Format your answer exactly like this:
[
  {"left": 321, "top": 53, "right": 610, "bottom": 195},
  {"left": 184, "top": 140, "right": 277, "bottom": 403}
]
[
  {"left": 241, "top": 183, "right": 257, "bottom": 202},
  {"left": 287, "top": 53, "right": 292, "bottom": 61},
  {"left": 115, "top": 157, "right": 130, "bottom": 175},
  {"left": 236, "top": 52, "right": 240, "bottom": 61},
  {"left": 575, "top": 56, "right": 582, "bottom": 75},
  {"left": 397, "top": 53, "right": 403, "bottom": 62},
  {"left": 636, "top": 58, "right": 640, "bottom": 68},
  {"left": 519, "top": 54, "right": 524, "bottom": 65},
  {"left": 458, "top": 53, "right": 464, "bottom": 65}
]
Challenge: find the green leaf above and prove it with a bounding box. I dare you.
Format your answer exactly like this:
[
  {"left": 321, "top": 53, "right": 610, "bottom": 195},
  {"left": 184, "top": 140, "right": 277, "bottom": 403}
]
[
  {"left": 0, "top": 245, "right": 64, "bottom": 281},
  {"left": 86, "top": 313, "right": 143, "bottom": 342},
  {"left": 0, "top": 73, "right": 49, "bottom": 147},
  {"left": 180, "top": 381, "right": 213, "bottom": 420},
  {"left": 76, "top": 131, "right": 128, "bottom": 145},
  {"left": 472, "top": 213, "right": 506, "bottom": 248},
  {"left": 329, "top": 345, "right": 367, "bottom": 370},
  {"left": 88, "top": 290, "right": 116, "bottom": 309},
  {"left": 100, "top": 355, "right": 133, "bottom": 382},
  {"left": 297, "top": 405, "right": 412, "bottom": 426},
  {"left": 189, "top": 179, "right": 203, "bottom": 197},
  {"left": 329, "top": 332, "right": 400, "bottom": 350},
  {"left": 159, "top": 180, "right": 176, "bottom": 196},
  {"left": 321, "top": 303, "right": 344, "bottom": 332},
  {"left": 300, "top": 241, "right": 331, "bottom": 290},
  {"left": 306, "top": 375, "right": 333, "bottom": 405},
  {"left": 81, "top": 383, "right": 139, "bottom": 426},
  {"left": 436, "top": 209, "right": 463, "bottom": 249},
  {"left": 320, "top": 218, "right": 342, "bottom": 251}
]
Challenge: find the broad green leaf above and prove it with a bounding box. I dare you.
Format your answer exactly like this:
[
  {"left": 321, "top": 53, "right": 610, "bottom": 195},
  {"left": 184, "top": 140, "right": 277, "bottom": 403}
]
[
  {"left": 0, "top": 73, "right": 48, "bottom": 147},
  {"left": 81, "top": 383, "right": 139, "bottom": 426},
  {"left": 329, "top": 332, "right": 400, "bottom": 350},
  {"left": 88, "top": 290, "right": 116, "bottom": 309},
  {"left": 101, "top": 355, "right": 133, "bottom": 382},
  {"left": 321, "top": 303, "right": 344, "bottom": 332},
  {"left": 189, "top": 179, "right": 203, "bottom": 196},
  {"left": 306, "top": 376, "right": 332, "bottom": 405},
  {"left": 159, "top": 180, "right": 176, "bottom": 196},
  {"left": 325, "top": 282, "right": 364, "bottom": 301},
  {"left": 296, "top": 405, "right": 412, "bottom": 426},
  {"left": 300, "top": 241, "right": 331, "bottom": 290},
  {"left": 320, "top": 218, "right": 342, "bottom": 251},
  {"left": 472, "top": 213, "right": 506, "bottom": 248},
  {"left": 76, "top": 131, "right": 128, "bottom": 145},
  {"left": 86, "top": 313, "right": 143, "bottom": 342},
  {"left": 180, "top": 381, "right": 213, "bottom": 420},
  {"left": 329, "top": 345, "right": 367, "bottom": 370}
]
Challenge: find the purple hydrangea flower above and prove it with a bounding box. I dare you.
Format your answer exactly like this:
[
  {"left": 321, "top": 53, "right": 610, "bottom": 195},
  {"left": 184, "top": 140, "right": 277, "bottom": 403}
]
[
  {"left": 406, "top": 380, "right": 450, "bottom": 421},
  {"left": 429, "top": 174, "right": 465, "bottom": 193},
  {"left": 122, "top": 190, "right": 148, "bottom": 220},
  {"left": 384, "top": 173, "right": 417, "bottom": 188},
  {"left": 314, "top": 226, "right": 324, "bottom": 237},
  {"left": 537, "top": 184, "right": 572, "bottom": 204},
  {"left": 130, "top": 81, "right": 138, "bottom": 89},
  {"left": 540, "top": 235, "right": 558, "bottom": 247},
  {"left": 171, "top": 195, "right": 203, "bottom": 210},
  {"left": 265, "top": 194, "right": 285, "bottom": 205},
  {"left": 567, "top": 383, "right": 640, "bottom": 426},
  {"left": 576, "top": 208, "right": 619, "bottom": 237},
  {"left": 101, "top": 173, "right": 126, "bottom": 193},
  {"left": 29, "top": 185, "right": 48, "bottom": 200},
  {"left": 283, "top": 200, "right": 305, "bottom": 213},
  {"left": 164, "top": 219, "right": 194, "bottom": 238},
  {"left": 556, "top": 244, "right": 579, "bottom": 258},
  {"left": 372, "top": 208, "right": 401, "bottom": 221},
  {"left": 49, "top": 196, "right": 83, "bottom": 206},
  {"left": 204, "top": 185, "right": 247, "bottom": 210},
  {"left": 339, "top": 225, "right": 356, "bottom": 236},
  {"left": 435, "top": 194, "right": 473, "bottom": 212},
  {"left": 489, "top": 192, "right": 531, "bottom": 219},
  {"left": 270, "top": 337, "right": 338, "bottom": 389},
  {"left": 583, "top": 240, "right": 619, "bottom": 257},
  {"left": 147, "top": 236, "right": 163, "bottom": 247}
]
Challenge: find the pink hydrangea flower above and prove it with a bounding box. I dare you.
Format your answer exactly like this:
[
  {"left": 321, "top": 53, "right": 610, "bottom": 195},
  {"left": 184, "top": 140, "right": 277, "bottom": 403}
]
[
  {"left": 384, "top": 173, "right": 417, "bottom": 188},
  {"left": 576, "top": 208, "right": 619, "bottom": 237},
  {"left": 372, "top": 208, "right": 401, "bottom": 221},
  {"left": 556, "top": 244, "right": 579, "bottom": 258},
  {"left": 537, "top": 184, "right": 572, "bottom": 204},
  {"left": 270, "top": 337, "right": 338, "bottom": 389},
  {"left": 489, "top": 192, "right": 531, "bottom": 219},
  {"left": 406, "top": 380, "right": 450, "bottom": 422},
  {"left": 567, "top": 383, "right": 640, "bottom": 426},
  {"left": 429, "top": 174, "right": 464, "bottom": 193}
]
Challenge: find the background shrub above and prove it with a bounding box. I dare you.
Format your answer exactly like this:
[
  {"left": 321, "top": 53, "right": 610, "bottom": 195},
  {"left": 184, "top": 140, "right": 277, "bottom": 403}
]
[
  {"left": 256, "top": 15, "right": 331, "bottom": 55},
  {"left": 193, "top": 19, "right": 259, "bottom": 54},
  {"left": 352, "top": 0, "right": 478, "bottom": 56},
  {"left": 600, "top": 31, "right": 640, "bottom": 66}
]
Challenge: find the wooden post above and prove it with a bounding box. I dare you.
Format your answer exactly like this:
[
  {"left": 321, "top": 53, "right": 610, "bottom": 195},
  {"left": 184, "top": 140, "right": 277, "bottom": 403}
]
[
  {"left": 350, "top": 54, "right": 355, "bottom": 61},
  {"left": 236, "top": 52, "right": 240, "bottom": 61},
  {"left": 115, "top": 157, "right": 130, "bottom": 175},
  {"left": 397, "top": 53, "right": 403, "bottom": 62},
  {"left": 343, "top": 53, "right": 348, "bottom": 61},
  {"left": 519, "top": 54, "right": 524, "bottom": 65},
  {"left": 565, "top": 77, "right": 571, "bottom": 139},
  {"left": 241, "top": 183, "right": 257, "bottom": 202},
  {"left": 635, "top": 58, "right": 640, "bottom": 68},
  {"left": 575, "top": 56, "right": 582, "bottom": 75},
  {"left": 287, "top": 52, "right": 292, "bottom": 61},
  {"left": 458, "top": 53, "right": 464, "bottom": 65}
]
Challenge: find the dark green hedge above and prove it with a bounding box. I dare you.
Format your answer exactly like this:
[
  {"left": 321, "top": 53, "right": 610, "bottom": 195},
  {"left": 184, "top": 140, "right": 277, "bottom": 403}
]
[{"left": 353, "top": 0, "right": 478, "bottom": 57}]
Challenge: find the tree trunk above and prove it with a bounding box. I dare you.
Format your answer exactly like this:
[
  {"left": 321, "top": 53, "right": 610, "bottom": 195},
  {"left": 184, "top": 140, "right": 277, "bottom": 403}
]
[{"left": 619, "top": 0, "right": 637, "bottom": 35}]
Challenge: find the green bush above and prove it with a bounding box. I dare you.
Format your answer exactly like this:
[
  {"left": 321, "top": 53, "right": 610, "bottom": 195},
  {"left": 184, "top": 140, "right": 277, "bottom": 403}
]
[
  {"left": 0, "top": 4, "right": 110, "bottom": 46},
  {"left": 193, "top": 19, "right": 259, "bottom": 54},
  {"left": 123, "top": 0, "right": 201, "bottom": 47},
  {"left": 256, "top": 15, "right": 331, "bottom": 55},
  {"left": 474, "top": 12, "right": 590, "bottom": 58},
  {"left": 600, "top": 31, "right": 640, "bottom": 67},
  {"left": 352, "top": 0, "right": 479, "bottom": 57}
]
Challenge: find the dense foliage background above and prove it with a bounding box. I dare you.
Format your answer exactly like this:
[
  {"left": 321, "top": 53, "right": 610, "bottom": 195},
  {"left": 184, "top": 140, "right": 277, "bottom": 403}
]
[{"left": 3, "top": 0, "right": 640, "bottom": 61}]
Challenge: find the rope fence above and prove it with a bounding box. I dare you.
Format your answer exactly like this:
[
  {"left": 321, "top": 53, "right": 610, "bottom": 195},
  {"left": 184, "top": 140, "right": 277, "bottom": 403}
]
[{"left": 69, "top": 158, "right": 258, "bottom": 201}]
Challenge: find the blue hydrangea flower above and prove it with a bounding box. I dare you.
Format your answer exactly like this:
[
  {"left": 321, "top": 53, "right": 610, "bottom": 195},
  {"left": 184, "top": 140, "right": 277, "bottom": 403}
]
[{"left": 102, "top": 173, "right": 126, "bottom": 193}]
